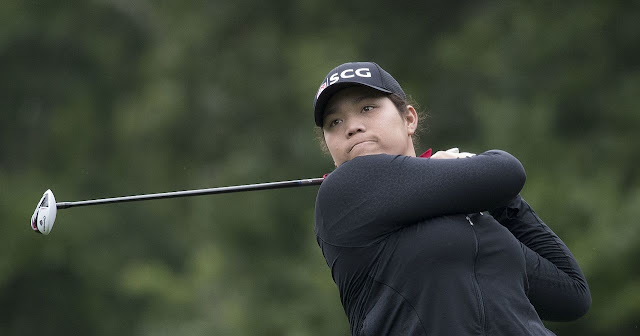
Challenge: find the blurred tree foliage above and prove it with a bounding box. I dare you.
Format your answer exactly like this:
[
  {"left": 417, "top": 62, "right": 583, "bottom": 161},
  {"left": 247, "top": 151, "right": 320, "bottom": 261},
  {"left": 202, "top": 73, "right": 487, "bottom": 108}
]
[{"left": 1, "top": 0, "right": 639, "bottom": 335}]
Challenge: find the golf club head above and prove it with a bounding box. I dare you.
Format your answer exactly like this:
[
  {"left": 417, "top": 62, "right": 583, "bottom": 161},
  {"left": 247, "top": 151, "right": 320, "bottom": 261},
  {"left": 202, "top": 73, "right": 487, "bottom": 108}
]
[{"left": 31, "top": 189, "right": 57, "bottom": 235}]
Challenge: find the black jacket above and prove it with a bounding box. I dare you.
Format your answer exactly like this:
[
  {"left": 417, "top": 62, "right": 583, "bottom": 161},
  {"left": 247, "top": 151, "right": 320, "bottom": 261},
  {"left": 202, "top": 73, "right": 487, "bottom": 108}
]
[{"left": 314, "top": 151, "right": 590, "bottom": 335}]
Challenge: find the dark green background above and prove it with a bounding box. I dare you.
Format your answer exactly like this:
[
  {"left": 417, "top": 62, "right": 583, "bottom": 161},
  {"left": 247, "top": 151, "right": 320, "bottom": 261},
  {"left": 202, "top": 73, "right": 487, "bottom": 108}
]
[{"left": 2, "top": 1, "right": 639, "bottom": 334}]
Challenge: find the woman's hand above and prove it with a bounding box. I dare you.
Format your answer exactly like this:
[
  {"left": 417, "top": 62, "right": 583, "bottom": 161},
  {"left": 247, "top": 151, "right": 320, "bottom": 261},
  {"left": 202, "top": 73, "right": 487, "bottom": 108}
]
[{"left": 431, "top": 147, "right": 476, "bottom": 159}]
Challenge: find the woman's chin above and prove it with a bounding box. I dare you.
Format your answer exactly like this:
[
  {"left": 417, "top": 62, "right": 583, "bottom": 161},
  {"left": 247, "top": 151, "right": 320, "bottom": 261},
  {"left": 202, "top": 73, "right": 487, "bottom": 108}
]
[{"left": 350, "top": 142, "right": 382, "bottom": 158}]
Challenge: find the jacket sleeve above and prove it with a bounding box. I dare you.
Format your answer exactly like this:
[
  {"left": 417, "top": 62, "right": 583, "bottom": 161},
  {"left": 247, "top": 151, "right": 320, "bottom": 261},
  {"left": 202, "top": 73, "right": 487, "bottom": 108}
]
[
  {"left": 315, "top": 150, "right": 526, "bottom": 246},
  {"left": 489, "top": 194, "right": 591, "bottom": 321}
]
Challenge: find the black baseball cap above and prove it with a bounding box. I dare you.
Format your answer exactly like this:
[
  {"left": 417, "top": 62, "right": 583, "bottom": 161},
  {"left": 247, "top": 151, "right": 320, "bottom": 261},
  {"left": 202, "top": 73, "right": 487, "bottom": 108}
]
[{"left": 313, "top": 62, "right": 406, "bottom": 127}]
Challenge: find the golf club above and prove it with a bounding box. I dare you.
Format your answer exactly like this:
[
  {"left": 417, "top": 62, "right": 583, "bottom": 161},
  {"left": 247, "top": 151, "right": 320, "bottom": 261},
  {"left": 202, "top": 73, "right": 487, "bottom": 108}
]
[{"left": 31, "top": 177, "right": 324, "bottom": 235}]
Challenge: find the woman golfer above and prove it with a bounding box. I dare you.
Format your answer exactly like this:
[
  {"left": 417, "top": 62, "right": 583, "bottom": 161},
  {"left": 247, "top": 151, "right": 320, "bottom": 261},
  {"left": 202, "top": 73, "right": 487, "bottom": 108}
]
[{"left": 312, "top": 62, "right": 591, "bottom": 335}]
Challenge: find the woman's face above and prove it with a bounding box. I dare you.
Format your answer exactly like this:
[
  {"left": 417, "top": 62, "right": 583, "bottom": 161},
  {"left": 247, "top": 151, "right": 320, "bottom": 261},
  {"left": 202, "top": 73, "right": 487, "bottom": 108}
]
[{"left": 322, "top": 86, "right": 418, "bottom": 166}]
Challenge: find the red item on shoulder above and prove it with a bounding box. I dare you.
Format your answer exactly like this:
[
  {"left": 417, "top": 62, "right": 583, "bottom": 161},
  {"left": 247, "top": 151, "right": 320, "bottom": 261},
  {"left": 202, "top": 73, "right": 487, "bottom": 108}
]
[{"left": 419, "top": 149, "right": 432, "bottom": 158}]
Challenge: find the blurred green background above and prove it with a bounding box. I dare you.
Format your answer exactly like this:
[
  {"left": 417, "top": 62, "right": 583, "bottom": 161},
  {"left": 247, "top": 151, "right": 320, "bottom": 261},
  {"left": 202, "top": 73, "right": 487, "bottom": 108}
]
[{"left": 2, "top": 0, "right": 639, "bottom": 335}]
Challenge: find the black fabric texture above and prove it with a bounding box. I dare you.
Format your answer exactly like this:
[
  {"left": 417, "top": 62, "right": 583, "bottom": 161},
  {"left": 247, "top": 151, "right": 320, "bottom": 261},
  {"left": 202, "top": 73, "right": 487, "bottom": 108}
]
[{"left": 314, "top": 150, "right": 591, "bottom": 335}]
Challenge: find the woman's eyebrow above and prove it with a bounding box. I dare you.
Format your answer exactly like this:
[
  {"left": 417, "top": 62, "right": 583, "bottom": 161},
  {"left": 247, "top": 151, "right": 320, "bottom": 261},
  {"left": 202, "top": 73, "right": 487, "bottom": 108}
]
[
  {"left": 353, "top": 95, "right": 374, "bottom": 104},
  {"left": 324, "top": 105, "right": 338, "bottom": 118},
  {"left": 325, "top": 95, "right": 378, "bottom": 117}
]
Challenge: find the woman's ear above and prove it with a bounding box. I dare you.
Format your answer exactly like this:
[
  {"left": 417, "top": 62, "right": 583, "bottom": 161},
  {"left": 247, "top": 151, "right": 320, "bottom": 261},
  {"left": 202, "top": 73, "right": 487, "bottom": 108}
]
[{"left": 405, "top": 105, "right": 418, "bottom": 136}]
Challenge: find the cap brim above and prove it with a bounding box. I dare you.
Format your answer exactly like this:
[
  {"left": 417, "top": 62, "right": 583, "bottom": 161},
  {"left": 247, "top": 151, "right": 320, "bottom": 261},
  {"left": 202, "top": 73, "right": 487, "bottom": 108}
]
[{"left": 314, "top": 82, "right": 393, "bottom": 127}]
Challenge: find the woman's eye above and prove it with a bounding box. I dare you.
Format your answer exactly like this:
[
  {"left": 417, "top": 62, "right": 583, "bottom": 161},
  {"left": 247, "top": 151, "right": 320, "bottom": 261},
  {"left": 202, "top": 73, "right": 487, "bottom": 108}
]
[
  {"left": 329, "top": 119, "right": 342, "bottom": 127},
  {"left": 362, "top": 106, "right": 374, "bottom": 112}
]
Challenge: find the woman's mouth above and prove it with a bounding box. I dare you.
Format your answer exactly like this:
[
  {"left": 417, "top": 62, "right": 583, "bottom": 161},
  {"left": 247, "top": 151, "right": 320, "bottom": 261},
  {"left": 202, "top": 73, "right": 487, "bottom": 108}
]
[{"left": 349, "top": 140, "right": 376, "bottom": 153}]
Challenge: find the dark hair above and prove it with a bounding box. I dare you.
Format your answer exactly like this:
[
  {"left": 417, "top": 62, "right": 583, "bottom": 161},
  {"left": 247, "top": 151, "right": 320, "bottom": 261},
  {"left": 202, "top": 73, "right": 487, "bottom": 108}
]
[{"left": 314, "top": 92, "right": 428, "bottom": 155}]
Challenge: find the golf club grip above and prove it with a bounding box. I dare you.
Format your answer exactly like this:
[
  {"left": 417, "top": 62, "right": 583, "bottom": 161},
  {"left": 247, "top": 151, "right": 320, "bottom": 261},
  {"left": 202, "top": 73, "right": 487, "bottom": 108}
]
[{"left": 56, "top": 178, "right": 324, "bottom": 209}]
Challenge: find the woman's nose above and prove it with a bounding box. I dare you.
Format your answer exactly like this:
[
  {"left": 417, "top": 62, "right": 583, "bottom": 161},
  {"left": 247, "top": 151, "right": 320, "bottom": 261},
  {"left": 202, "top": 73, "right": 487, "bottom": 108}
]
[{"left": 346, "top": 120, "right": 365, "bottom": 137}]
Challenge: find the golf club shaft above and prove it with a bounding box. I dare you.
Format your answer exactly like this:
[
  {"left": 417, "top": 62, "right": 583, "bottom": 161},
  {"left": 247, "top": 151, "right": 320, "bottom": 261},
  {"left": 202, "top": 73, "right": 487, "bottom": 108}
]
[{"left": 56, "top": 178, "right": 324, "bottom": 210}]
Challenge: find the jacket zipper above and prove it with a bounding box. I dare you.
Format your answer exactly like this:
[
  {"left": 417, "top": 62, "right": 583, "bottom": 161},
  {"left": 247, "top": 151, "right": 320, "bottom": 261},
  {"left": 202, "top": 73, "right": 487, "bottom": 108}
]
[{"left": 466, "top": 215, "right": 486, "bottom": 335}]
